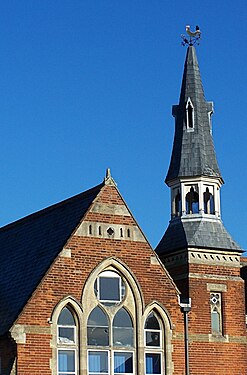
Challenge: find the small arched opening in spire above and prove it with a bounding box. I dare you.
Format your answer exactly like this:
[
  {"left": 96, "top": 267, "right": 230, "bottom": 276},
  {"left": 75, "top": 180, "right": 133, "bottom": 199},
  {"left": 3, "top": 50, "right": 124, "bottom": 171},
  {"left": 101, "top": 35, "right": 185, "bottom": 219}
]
[
  {"left": 186, "top": 98, "right": 194, "bottom": 129},
  {"left": 186, "top": 187, "right": 199, "bottom": 214},
  {"left": 204, "top": 187, "right": 215, "bottom": 214},
  {"left": 175, "top": 191, "right": 181, "bottom": 217}
]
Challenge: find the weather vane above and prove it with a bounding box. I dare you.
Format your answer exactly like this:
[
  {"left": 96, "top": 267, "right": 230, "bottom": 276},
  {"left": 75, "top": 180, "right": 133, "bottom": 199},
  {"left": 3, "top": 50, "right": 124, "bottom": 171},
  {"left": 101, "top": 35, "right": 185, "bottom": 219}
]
[{"left": 181, "top": 25, "right": 201, "bottom": 46}]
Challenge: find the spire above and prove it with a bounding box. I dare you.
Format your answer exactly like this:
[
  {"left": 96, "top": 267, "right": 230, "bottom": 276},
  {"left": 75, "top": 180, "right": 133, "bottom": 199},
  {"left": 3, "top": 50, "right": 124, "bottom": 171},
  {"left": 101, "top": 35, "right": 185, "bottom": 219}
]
[
  {"left": 156, "top": 43, "right": 242, "bottom": 256},
  {"left": 166, "top": 46, "right": 222, "bottom": 184}
]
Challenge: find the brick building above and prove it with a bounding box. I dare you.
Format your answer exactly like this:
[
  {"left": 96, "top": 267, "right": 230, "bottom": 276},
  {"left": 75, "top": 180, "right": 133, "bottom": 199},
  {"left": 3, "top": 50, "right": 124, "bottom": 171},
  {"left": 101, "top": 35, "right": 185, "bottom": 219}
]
[{"left": 0, "top": 45, "right": 247, "bottom": 374}]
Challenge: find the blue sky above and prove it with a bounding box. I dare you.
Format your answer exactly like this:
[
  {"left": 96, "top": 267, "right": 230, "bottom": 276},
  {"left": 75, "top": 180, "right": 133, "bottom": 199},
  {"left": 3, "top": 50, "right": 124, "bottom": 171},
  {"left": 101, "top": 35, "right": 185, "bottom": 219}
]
[{"left": 0, "top": 1, "right": 246, "bottom": 252}]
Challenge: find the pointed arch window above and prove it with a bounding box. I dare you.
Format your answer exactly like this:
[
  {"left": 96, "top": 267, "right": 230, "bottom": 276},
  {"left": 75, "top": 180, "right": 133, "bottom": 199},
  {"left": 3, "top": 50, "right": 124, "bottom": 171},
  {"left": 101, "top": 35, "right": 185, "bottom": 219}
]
[
  {"left": 210, "top": 293, "right": 223, "bottom": 335},
  {"left": 204, "top": 187, "right": 215, "bottom": 214},
  {"left": 144, "top": 312, "right": 163, "bottom": 375},
  {"left": 175, "top": 191, "right": 181, "bottom": 217},
  {"left": 186, "top": 187, "right": 199, "bottom": 214},
  {"left": 113, "top": 308, "right": 134, "bottom": 347},
  {"left": 57, "top": 306, "right": 78, "bottom": 375},
  {"left": 186, "top": 98, "right": 194, "bottom": 129},
  {"left": 88, "top": 306, "right": 109, "bottom": 346},
  {"left": 88, "top": 272, "right": 134, "bottom": 375}
]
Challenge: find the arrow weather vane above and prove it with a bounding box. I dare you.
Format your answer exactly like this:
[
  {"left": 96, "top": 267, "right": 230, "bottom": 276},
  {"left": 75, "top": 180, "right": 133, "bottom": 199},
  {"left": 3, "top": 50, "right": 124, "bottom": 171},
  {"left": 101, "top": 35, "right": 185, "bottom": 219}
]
[{"left": 181, "top": 25, "right": 201, "bottom": 46}]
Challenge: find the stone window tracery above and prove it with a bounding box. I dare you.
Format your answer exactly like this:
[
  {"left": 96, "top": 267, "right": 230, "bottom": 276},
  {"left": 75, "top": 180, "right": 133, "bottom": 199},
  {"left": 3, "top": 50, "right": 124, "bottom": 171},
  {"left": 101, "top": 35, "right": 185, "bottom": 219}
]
[
  {"left": 210, "top": 292, "right": 222, "bottom": 335},
  {"left": 94, "top": 270, "right": 126, "bottom": 306},
  {"left": 88, "top": 271, "right": 134, "bottom": 375},
  {"left": 53, "top": 265, "right": 172, "bottom": 375}
]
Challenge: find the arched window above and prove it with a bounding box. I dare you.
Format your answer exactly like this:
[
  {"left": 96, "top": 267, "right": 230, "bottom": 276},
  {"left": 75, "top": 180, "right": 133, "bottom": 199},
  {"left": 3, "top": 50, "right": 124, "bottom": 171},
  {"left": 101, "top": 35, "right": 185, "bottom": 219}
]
[
  {"left": 144, "top": 312, "right": 163, "bottom": 375},
  {"left": 186, "top": 187, "right": 199, "bottom": 214},
  {"left": 57, "top": 306, "right": 77, "bottom": 375},
  {"left": 204, "top": 188, "right": 215, "bottom": 214},
  {"left": 87, "top": 306, "right": 109, "bottom": 346},
  {"left": 113, "top": 308, "right": 133, "bottom": 347},
  {"left": 210, "top": 293, "right": 222, "bottom": 335},
  {"left": 175, "top": 191, "right": 181, "bottom": 217},
  {"left": 186, "top": 98, "right": 194, "bottom": 129},
  {"left": 88, "top": 271, "right": 134, "bottom": 375}
]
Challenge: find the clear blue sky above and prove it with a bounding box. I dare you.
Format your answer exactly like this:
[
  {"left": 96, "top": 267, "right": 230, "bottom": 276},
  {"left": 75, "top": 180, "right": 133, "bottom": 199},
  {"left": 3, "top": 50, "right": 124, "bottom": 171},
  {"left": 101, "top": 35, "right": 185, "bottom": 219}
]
[{"left": 0, "top": 1, "right": 246, "bottom": 252}]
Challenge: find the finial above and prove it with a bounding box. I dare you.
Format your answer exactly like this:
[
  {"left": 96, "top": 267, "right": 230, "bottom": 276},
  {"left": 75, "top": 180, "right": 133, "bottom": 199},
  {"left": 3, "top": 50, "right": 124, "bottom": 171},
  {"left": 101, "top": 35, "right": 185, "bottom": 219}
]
[
  {"left": 104, "top": 167, "right": 117, "bottom": 186},
  {"left": 181, "top": 25, "right": 201, "bottom": 46},
  {"left": 106, "top": 168, "right": 111, "bottom": 179}
]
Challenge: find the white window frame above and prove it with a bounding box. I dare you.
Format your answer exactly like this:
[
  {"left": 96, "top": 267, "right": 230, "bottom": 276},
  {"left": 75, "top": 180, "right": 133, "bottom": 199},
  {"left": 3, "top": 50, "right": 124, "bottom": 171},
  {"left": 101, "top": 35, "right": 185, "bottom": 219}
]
[
  {"left": 145, "top": 328, "right": 162, "bottom": 349},
  {"left": 88, "top": 349, "right": 110, "bottom": 375},
  {"left": 113, "top": 350, "right": 134, "bottom": 375},
  {"left": 57, "top": 324, "right": 76, "bottom": 345},
  {"left": 57, "top": 307, "right": 78, "bottom": 375},
  {"left": 145, "top": 351, "right": 163, "bottom": 375},
  {"left": 57, "top": 348, "right": 77, "bottom": 375},
  {"left": 96, "top": 271, "right": 123, "bottom": 304}
]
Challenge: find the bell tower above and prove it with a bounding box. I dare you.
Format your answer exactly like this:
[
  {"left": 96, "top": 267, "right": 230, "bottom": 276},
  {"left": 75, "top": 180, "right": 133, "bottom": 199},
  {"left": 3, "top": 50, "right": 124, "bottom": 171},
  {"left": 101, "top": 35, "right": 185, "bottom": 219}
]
[{"left": 156, "top": 38, "right": 247, "bottom": 374}]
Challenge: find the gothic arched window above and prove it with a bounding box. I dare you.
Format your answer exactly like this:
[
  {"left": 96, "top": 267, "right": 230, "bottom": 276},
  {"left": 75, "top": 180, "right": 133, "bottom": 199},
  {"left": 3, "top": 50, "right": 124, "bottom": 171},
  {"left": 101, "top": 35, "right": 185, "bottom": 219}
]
[
  {"left": 87, "top": 306, "right": 109, "bottom": 346},
  {"left": 204, "top": 187, "right": 215, "bottom": 214},
  {"left": 210, "top": 293, "right": 222, "bottom": 335},
  {"left": 144, "top": 312, "right": 163, "bottom": 375},
  {"left": 186, "top": 98, "right": 194, "bottom": 129},
  {"left": 53, "top": 263, "right": 172, "bottom": 375},
  {"left": 88, "top": 271, "right": 134, "bottom": 375},
  {"left": 186, "top": 187, "right": 199, "bottom": 214},
  {"left": 175, "top": 191, "right": 181, "bottom": 217},
  {"left": 113, "top": 308, "right": 134, "bottom": 347},
  {"left": 57, "top": 306, "right": 78, "bottom": 375}
]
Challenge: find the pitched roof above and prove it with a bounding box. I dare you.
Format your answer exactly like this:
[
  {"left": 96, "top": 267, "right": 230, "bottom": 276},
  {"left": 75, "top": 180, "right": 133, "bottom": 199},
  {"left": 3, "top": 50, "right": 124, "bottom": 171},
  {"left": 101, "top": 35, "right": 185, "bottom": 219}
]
[
  {"left": 166, "top": 46, "right": 222, "bottom": 183},
  {"left": 0, "top": 182, "right": 103, "bottom": 335},
  {"left": 156, "top": 218, "right": 242, "bottom": 255}
]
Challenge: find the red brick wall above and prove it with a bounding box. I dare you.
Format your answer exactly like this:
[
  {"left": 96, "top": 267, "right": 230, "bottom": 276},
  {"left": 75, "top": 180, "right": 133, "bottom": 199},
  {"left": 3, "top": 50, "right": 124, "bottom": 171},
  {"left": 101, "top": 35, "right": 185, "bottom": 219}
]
[
  {"left": 8, "top": 184, "right": 247, "bottom": 374},
  {"left": 12, "top": 185, "right": 185, "bottom": 374},
  {"left": 165, "top": 253, "right": 247, "bottom": 374}
]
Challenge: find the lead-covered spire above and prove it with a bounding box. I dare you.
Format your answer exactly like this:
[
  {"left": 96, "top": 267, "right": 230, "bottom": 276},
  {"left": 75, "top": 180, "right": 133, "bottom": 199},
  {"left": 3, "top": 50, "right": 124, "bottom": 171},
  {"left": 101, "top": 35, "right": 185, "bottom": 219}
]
[{"left": 166, "top": 46, "right": 222, "bottom": 184}]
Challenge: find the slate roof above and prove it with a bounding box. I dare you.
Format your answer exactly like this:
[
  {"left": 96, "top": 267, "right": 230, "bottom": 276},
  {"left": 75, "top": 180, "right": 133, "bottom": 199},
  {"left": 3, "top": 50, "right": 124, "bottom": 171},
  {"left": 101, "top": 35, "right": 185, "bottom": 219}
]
[
  {"left": 166, "top": 46, "right": 222, "bottom": 183},
  {"left": 156, "top": 218, "right": 242, "bottom": 255},
  {"left": 0, "top": 182, "right": 103, "bottom": 335}
]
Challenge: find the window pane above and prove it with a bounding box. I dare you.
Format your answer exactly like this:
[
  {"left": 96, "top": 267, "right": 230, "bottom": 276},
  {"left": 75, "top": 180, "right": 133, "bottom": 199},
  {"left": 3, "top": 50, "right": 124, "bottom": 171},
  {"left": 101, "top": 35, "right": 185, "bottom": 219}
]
[
  {"left": 113, "top": 308, "right": 132, "bottom": 328},
  {"left": 58, "top": 307, "right": 75, "bottom": 326},
  {"left": 211, "top": 310, "right": 220, "bottom": 332},
  {"left": 58, "top": 350, "right": 75, "bottom": 372},
  {"left": 146, "top": 332, "right": 160, "bottom": 347},
  {"left": 113, "top": 327, "right": 133, "bottom": 347},
  {"left": 88, "top": 351, "right": 108, "bottom": 374},
  {"left": 114, "top": 352, "right": 133, "bottom": 374},
  {"left": 145, "top": 313, "right": 160, "bottom": 330},
  {"left": 100, "top": 277, "right": 120, "bottom": 301},
  {"left": 88, "top": 307, "right": 109, "bottom": 346},
  {"left": 88, "top": 307, "right": 108, "bottom": 326},
  {"left": 113, "top": 309, "right": 133, "bottom": 347},
  {"left": 145, "top": 353, "right": 161, "bottom": 374},
  {"left": 87, "top": 327, "right": 109, "bottom": 346},
  {"left": 58, "top": 327, "right": 75, "bottom": 344}
]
